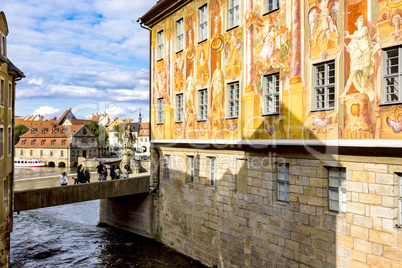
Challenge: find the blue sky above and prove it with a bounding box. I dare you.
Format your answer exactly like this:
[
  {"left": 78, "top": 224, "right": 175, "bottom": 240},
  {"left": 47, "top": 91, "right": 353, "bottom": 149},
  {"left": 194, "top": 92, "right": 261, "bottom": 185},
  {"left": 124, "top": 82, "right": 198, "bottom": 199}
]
[{"left": 2, "top": 0, "right": 155, "bottom": 121}]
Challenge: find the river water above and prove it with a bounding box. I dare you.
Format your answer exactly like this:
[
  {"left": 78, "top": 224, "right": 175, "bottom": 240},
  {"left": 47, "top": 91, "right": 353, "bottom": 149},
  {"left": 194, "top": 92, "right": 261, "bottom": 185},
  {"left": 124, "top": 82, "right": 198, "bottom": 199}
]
[{"left": 11, "top": 168, "right": 204, "bottom": 267}]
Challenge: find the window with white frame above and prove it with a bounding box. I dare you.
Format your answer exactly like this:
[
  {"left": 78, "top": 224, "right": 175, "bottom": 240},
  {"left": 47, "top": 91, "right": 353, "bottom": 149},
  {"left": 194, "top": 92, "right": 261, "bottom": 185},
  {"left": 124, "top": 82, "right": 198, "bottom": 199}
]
[
  {"left": 276, "top": 162, "right": 289, "bottom": 202},
  {"left": 176, "top": 94, "right": 183, "bottom": 122},
  {"left": 157, "top": 30, "right": 164, "bottom": 60},
  {"left": 0, "top": 79, "right": 4, "bottom": 106},
  {"left": 7, "top": 127, "right": 11, "bottom": 156},
  {"left": 165, "top": 155, "right": 170, "bottom": 180},
  {"left": 383, "top": 47, "right": 402, "bottom": 104},
  {"left": 0, "top": 127, "right": 3, "bottom": 158},
  {"left": 227, "top": 82, "right": 239, "bottom": 118},
  {"left": 265, "top": 0, "right": 279, "bottom": 14},
  {"left": 199, "top": 5, "right": 208, "bottom": 42},
  {"left": 228, "top": 0, "right": 239, "bottom": 29},
  {"left": 8, "top": 82, "right": 11, "bottom": 108},
  {"left": 176, "top": 19, "right": 184, "bottom": 52},
  {"left": 40, "top": 150, "right": 43, "bottom": 156},
  {"left": 198, "top": 89, "right": 208, "bottom": 121},
  {"left": 209, "top": 157, "right": 216, "bottom": 187},
  {"left": 20, "top": 150, "right": 23, "bottom": 156},
  {"left": 313, "top": 60, "right": 335, "bottom": 110},
  {"left": 263, "top": 73, "right": 280, "bottom": 114},
  {"left": 188, "top": 156, "right": 194, "bottom": 183},
  {"left": 398, "top": 175, "right": 402, "bottom": 224},
  {"left": 328, "top": 167, "right": 346, "bottom": 213},
  {"left": 157, "top": 98, "right": 164, "bottom": 124},
  {"left": 61, "top": 150, "right": 64, "bottom": 157},
  {"left": 30, "top": 150, "right": 33, "bottom": 156}
]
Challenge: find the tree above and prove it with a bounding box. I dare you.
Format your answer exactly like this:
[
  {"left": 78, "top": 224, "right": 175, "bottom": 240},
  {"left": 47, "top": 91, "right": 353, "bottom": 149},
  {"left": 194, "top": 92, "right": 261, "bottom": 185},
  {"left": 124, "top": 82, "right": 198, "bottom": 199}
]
[
  {"left": 86, "top": 121, "right": 109, "bottom": 147},
  {"left": 14, "top": 124, "right": 28, "bottom": 145}
]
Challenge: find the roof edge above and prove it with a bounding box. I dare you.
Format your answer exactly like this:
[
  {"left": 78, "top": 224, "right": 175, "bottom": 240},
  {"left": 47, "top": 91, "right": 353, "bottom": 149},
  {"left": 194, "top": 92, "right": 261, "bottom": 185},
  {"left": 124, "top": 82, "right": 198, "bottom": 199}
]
[{"left": 139, "top": 0, "right": 192, "bottom": 28}]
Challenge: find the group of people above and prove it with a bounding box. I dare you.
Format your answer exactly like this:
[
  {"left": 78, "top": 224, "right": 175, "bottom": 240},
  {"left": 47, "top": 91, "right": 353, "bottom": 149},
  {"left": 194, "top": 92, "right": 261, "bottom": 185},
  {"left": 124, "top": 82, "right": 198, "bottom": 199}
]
[
  {"left": 59, "top": 162, "right": 131, "bottom": 186},
  {"left": 75, "top": 164, "right": 91, "bottom": 184}
]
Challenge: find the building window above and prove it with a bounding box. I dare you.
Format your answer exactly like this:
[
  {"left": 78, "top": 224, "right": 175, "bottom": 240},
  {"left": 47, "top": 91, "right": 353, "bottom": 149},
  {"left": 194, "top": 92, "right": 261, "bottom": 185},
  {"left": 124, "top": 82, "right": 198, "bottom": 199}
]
[
  {"left": 31, "top": 140, "right": 36, "bottom": 146},
  {"left": 157, "top": 98, "right": 164, "bottom": 124},
  {"left": 399, "top": 175, "right": 402, "bottom": 224},
  {"left": 263, "top": 73, "right": 280, "bottom": 114},
  {"left": 383, "top": 47, "right": 402, "bottom": 104},
  {"left": 176, "top": 18, "right": 184, "bottom": 52},
  {"left": 7, "top": 127, "right": 11, "bottom": 156},
  {"left": 22, "top": 140, "right": 26, "bottom": 145},
  {"left": 228, "top": 0, "right": 239, "bottom": 29},
  {"left": 227, "top": 82, "right": 239, "bottom": 118},
  {"left": 62, "top": 140, "right": 66, "bottom": 146},
  {"left": 314, "top": 60, "right": 335, "bottom": 110},
  {"left": 76, "top": 151, "right": 79, "bottom": 157},
  {"left": 41, "top": 140, "right": 45, "bottom": 145},
  {"left": 276, "top": 163, "right": 289, "bottom": 202},
  {"left": 165, "top": 155, "right": 170, "bottom": 180},
  {"left": 51, "top": 140, "right": 55, "bottom": 146},
  {"left": 265, "top": 0, "right": 279, "bottom": 14},
  {"left": 209, "top": 157, "right": 216, "bottom": 187},
  {"left": 61, "top": 151, "right": 64, "bottom": 157},
  {"left": 8, "top": 82, "right": 11, "bottom": 108},
  {"left": 0, "top": 127, "right": 3, "bottom": 158},
  {"left": 20, "top": 150, "right": 23, "bottom": 156},
  {"left": 198, "top": 89, "right": 208, "bottom": 121},
  {"left": 199, "top": 5, "right": 208, "bottom": 42},
  {"left": 72, "top": 151, "right": 75, "bottom": 157},
  {"left": 50, "top": 150, "right": 53, "bottom": 157},
  {"left": 328, "top": 167, "right": 346, "bottom": 213},
  {"left": 40, "top": 150, "right": 43, "bottom": 156},
  {"left": 157, "top": 30, "right": 164, "bottom": 60},
  {"left": 188, "top": 156, "right": 194, "bottom": 183},
  {"left": 30, "top": 150, "right": 33, "bottom": 156},
  {"left": 0, "top": 79, "right": 4, "bottom": 106},
  {"left": 176, "top": 94, "right": 183, "bottom": 123}
]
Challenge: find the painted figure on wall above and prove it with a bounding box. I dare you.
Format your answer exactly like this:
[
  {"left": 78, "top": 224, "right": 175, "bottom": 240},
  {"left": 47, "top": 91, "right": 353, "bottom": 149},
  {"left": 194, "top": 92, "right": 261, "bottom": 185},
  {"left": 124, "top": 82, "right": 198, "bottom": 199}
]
[
  {"left": 225, "top": 30, "right": 242, "bottom": 79},
  {"left": 186, "top": 13, "right": 196, "bottom": 77},
  {"left": 391, "top": 11, "right": 402, "bottom": 42},
  {"left": 186, "top": 70, "right": 196, "bottom": 120},
  {"left": 174, "top": 54, "right": 185, "bottom": 92},
  {"left": 308, "top": 0, "right": 339, "bottom": 58},
  {"left": 340, "top": 15, "right": 381, "bottom": 101},
  {"left": 211, "top": 61, "right": 224, "bottom": 117},
  {"left": 197, "top": 45, "right": 209, "bottom": 87}
]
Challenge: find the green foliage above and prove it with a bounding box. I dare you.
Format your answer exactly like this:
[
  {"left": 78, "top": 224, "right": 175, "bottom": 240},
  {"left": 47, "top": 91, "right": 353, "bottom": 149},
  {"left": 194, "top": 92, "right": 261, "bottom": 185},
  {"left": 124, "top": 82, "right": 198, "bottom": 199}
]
[
  {"left": 14, "top": 124, "right": 28, "bottom": 145},
  {"left": 85, "top": 121, "right": 109, "bottom": 147},
  {"left": 113, "top": 123, "right": 124, "bottom": 144}
]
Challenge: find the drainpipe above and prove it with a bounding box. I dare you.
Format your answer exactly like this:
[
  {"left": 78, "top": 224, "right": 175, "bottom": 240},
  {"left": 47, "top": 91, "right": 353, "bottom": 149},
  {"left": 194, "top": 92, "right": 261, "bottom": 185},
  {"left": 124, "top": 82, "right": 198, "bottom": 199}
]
[{"left": 137, "top": 18, "right": 159, "bottom": 193}]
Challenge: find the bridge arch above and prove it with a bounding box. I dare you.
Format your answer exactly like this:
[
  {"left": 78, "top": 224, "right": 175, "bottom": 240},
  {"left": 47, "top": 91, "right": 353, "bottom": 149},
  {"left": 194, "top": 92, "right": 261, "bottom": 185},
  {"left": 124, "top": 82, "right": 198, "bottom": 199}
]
[
  {"left": 58, "top": 162, "right": 66, "bottom": 167},
  {"left": 47, "top": 161, "right": 55, "bottom": 167}
]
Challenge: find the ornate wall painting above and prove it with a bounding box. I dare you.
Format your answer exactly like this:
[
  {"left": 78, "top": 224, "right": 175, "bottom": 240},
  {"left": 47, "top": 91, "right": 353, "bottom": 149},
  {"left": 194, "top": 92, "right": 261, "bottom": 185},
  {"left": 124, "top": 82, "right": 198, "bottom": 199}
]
[
  {"left": 252, "top": 5, "right": 290, "bottom": 95},
  {"left": 308, "top": 0, "right": 340, "bottom": 58},
  {"left": 304, "top": 111, "right": 340, "bottom": 139},
  {"left": 376, "top": 0, "right": 402, "bottom": 42},
  {"left": 185, "top": 10, "right": 196, "bottom": 78},
  {"left": 196, "top": 41, "right": 210, "bottom": 87},
  {"left": 155, "top": 60, "right": 169, "bottom": 104},
  {"left": 174, "top": 52, "right": 186, "bottom": 93},
  {"left": 195, "top": 121, "right": 210, "bottom": 139},
  {"left": 166, "top": 18, "right": 172, "bottom": 105},
  {"left": 224, "top": 28, "right": 242, "bottom": 80},
  {"left": 223, "top": 119, "right": 240, "bottom": 139},
  {"left": 173, "top": 122, "right": 184, "bottom": 140},
  {"left": 262, "top": 116, "right": 285, "bottom": 139}
]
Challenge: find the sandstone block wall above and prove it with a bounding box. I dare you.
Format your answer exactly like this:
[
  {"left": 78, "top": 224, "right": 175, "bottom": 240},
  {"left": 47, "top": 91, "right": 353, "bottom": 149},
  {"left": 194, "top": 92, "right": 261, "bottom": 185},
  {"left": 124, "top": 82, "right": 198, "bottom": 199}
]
[{"left": 151, "top": 147, "right": 402, "bottom": 267}]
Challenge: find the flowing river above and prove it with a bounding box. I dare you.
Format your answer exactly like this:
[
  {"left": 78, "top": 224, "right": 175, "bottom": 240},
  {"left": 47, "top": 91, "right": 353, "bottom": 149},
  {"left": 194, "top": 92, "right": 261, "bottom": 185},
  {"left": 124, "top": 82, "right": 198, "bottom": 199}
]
[{"left": 11, "top": 168, "right": 204, "bottom": 267}]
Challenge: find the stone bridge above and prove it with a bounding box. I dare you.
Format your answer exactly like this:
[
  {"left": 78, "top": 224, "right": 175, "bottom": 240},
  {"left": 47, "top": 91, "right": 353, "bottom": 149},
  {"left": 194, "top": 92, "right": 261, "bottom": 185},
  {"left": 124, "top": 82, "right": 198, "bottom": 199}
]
[{"left": 14, "top": 173, "right": 150, "bottom": 212}]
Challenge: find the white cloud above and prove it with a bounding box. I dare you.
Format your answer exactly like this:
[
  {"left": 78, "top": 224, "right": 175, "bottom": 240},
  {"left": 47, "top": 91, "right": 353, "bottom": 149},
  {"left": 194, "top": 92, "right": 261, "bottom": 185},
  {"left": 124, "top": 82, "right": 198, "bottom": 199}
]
[
  {"left": 32, "top": 106, "right": 62, "bottom": 119},
  {"left": 2, "top": 0, "right": 154, "bottom": 118}
]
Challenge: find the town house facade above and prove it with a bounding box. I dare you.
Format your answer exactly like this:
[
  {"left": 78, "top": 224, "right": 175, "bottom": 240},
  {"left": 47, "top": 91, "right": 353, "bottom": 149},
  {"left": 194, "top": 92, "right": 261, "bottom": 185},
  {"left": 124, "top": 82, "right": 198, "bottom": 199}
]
[{"left": 141, "top": 0, "right": 402, "bottom": 267}]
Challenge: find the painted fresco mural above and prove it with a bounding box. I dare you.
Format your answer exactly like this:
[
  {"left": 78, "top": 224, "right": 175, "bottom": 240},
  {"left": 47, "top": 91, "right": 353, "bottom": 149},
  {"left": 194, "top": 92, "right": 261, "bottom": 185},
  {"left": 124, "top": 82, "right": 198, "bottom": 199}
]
[{"left": 150, "top": 0, "right": 402, "bottom": 142}]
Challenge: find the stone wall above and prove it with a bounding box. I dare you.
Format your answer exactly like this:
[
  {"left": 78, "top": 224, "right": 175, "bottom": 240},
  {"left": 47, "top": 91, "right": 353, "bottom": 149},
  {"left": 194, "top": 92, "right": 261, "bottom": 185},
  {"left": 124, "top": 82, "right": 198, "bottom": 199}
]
[
  {"left": 0, "top": 220, "right": 10, "bottom": 266},
  {"left": 150, "top": 147, "right": 402, "bottom": 267}
]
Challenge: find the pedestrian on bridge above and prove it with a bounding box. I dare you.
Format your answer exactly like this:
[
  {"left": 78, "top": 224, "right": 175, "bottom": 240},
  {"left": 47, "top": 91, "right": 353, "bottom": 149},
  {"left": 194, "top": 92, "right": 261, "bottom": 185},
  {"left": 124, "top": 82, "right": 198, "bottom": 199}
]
[
  {"left": 97, "top": 162, "right": 104, "bottom": 181},
  {"left": 60, "top": 172, "right": 68, "bottom": 186},
  {"left": 102, "top": 166, "right": 108, "bottom": 181}
]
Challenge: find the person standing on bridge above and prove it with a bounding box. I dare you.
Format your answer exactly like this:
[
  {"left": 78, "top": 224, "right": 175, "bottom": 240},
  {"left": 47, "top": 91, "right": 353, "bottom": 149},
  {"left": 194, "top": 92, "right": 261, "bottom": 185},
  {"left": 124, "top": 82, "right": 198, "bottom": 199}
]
[
  {"left": 110, "top": 165, "right": 116, "bottom": 180},
  {"left": 102, "top": 166, "right": 108, "bottom": 181},
  {"left": 97, "top": 162, "right": 104, "bottom": 181},
  {"left": 60, "top": 172, "right": 68, "bottom": 186}
]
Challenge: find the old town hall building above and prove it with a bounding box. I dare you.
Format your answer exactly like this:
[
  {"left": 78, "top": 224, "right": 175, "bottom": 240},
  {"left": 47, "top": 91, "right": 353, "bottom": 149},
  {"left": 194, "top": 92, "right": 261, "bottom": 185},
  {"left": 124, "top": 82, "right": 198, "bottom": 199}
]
[{"left": 140, "top": 0, "right": 402, "bottom": 267}]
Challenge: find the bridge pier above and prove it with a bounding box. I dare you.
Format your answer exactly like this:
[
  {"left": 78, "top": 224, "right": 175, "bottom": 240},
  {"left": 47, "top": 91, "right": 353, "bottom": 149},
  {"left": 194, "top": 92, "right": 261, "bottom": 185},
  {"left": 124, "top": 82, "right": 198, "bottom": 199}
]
[{"left": 99, "top": 193, "right": 154, "bottom": 238}]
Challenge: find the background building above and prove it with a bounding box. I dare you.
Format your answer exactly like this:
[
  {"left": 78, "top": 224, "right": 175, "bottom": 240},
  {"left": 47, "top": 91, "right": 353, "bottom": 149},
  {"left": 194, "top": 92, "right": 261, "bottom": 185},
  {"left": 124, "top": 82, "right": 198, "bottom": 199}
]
[
  {"left": 0, "top": 11, "right": 24, "bottom": 266},
  {"left": 139, "top": 0, "right": 402, "bottom": 267},
  {"left": 15, "top": 124, "right": 97, "bottom": 167}
]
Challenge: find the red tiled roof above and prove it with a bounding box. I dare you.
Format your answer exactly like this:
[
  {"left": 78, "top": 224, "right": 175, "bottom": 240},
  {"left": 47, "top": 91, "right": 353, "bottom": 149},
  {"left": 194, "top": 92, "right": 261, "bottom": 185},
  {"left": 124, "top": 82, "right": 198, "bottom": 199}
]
[
  {"left": 67, "top": 119, "right": 91, "bottom": 125},
  {"left": 138, "top": 122, "right": 149, "bottom": 136},
  {"left": 16, "top": 138, "right": 72, "bottom": 148}
]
